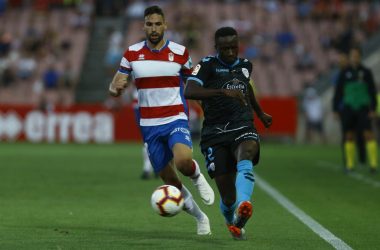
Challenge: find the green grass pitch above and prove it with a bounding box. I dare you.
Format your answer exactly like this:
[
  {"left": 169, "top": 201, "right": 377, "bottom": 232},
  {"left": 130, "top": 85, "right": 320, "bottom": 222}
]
[{"left": 0, "top": 142, "right": 379, "bottom": 250}]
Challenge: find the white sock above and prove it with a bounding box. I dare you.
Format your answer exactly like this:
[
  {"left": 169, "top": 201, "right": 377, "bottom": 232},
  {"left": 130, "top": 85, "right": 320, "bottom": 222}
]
[
  {"left": 142, "top": 146, "right": 151, "bottom": 172},
  {"left": 181, "top": 184, "right": 205, "bottom": 221},
  {"left": 190, "top": 160, "right": 201, "bottom": 180}
]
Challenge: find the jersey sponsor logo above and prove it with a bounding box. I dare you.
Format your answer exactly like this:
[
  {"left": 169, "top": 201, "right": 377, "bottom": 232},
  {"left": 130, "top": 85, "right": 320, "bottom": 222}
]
[
  {"left": 235, "top": 132, "right": 258, "bottom": 141},
  {"left": 138, "top": 54, "right": 145, "bottom": 60},
  {"left": 169, "top": 52, "right": 174, "bottom": 61},
  {"left": 222, "top": 78, "right": 247, "bottom": 92},
  {"left": 192, "top": 64, "right": 201, "bottom": 75},
  {"left": 216, "top": 69, "right": 229, "bottom": 72},
  {"left": 170, "top": 127, "right": 190, "bottom": 135},
  {"left": 242, "top": 68, "right": 249, "bottom": 78}
]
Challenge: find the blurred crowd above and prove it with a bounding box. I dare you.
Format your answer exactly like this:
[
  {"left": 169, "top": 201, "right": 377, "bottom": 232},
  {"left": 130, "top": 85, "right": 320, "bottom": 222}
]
[{"left": 0, "top": 0, "right": 94, "bottom": 107}]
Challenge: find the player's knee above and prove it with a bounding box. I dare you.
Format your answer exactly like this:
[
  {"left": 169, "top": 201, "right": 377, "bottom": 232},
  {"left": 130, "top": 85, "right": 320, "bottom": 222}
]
[
  {"left": 175, "top": 158, "right": 193, "bottom": 174},
  {"left": 222, "top": 196, "right": 236, "bottom": 207},
  {"left": 363, "top": 131, "right": 373, "bottom": 141},
  {"left": 237, "top": 142, "right": 258, "bottom": 161}
]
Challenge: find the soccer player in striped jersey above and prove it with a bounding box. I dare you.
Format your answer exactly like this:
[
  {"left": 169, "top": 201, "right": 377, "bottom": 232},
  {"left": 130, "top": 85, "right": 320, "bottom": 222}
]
[{"left": 108, "top": 5, "right": 214, "bottom": 235}]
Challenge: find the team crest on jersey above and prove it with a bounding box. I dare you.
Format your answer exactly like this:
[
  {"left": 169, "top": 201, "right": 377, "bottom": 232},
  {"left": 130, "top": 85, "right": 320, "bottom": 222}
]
[
  {"left": 169, "top": 52, "right": 174, "bottom": 61},
  {"left": 192, "top": 64, "right": 201, "bottom": 75},
  {"left": 242, "top": 68, "right": 249, "bottom": 78},
  {"left": 138, "top": 54, "right": 145, "bottom": 60}
]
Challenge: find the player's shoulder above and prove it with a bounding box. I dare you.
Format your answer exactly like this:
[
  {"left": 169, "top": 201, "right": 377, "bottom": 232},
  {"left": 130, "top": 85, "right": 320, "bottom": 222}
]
[
  {"left": 128, "top": 41, "right": 145, "bottom": 52},
  {"left": 239, "top": 58, "right": 252, "bottom": 66},
  {"left": 199, "top": 55, "right": 216, "bottom": 64},
  {"left": 167, "top": 41, "right": 187, "bottom": 55}
]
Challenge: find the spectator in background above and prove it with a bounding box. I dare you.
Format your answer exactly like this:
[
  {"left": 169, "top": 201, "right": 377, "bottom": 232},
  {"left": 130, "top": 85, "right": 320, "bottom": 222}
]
[
  {"left": 104, "top": 28, "right": 124, "bottom": 77},
  {"left": 61, "top": 61, "right": 77, "bottom": 91},
  {"left": 23, "top": 21, "right": 42, "bottom": 55},
  {"left": 0, "top": 0, "right": 7, "bottom": 17},
  {"left": 297, "top": 0, "right": 312, "bottom": 20},
  {"left": 276, "top": 24, "right": 295, "bottom": 50},
  {"left": 295, "top": 44, "right": 315, "bottom": 70},
  {"left": 17, "top": 51, "right": 37, "bottom": 80},
  {"left": 43, "top": 64, "right": 60, "bottom": 90},
  {"left": 0, "top": 32, "right": 12, "bottom": 56},
  {"left": 70, "top": 9, "right": 90, "bottom": 29},
  {"left": 1, "top": 67, "right": 15, "bottom": 88},
  {"left": 302, "top": 87, "right": 326, "bottom": 144}
]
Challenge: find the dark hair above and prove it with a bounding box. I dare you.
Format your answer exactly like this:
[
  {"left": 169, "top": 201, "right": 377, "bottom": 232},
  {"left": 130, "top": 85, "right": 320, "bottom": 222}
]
[
  {"left": 144, "top": 5, "right": 165, "bottom": 20},
  {"left": 215, "top": 27, "right": 238, "bottom": 44},
  {"left": 350, "top": 46, "right": 362, "bottom": 56}
]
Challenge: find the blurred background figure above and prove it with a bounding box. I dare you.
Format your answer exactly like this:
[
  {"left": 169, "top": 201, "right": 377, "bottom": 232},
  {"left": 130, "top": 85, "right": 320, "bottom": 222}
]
[
  {"left": 302, "top": 87, "right": 326, "bottom": 144},
  {"left": 333, "top": 47, "right": 378, "bottom": 173}
]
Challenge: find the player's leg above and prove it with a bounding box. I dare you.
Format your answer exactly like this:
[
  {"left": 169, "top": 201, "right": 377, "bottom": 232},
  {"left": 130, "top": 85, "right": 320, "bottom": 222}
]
[
  {"left": 157, "top": 159, "right": 210, "bottom": 234},
  {"left": 168, "top": 120, "right": 214, "bottom": 205},
  {"left": 359, "top": 107, "right": 378, "bottom": 173},
  {"left": 356, "top": 125, "right": 367, "bottom": 167},
  {"left": 215, "top": 172, "right": 246, "bottom": 241},
  {"left": 341, "top": 107, "right": 356, "bottom": 172},
  {"left": 233, "top": 139, "right": 258, "bottom": 229},
  {"left": 344, "top": 130, "right": 356, "bottom": 171}
]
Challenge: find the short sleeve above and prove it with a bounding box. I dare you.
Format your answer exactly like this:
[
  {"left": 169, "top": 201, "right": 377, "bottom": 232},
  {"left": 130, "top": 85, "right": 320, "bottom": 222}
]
[
  {"left": 119, "top": 50, "right": 132, "bottom": 75},
  {"left": 180, "top": 49, "right": 193, "bottom": 78},
  {"left": 186, "top": 57, "right": 213, "bottom": 86}
]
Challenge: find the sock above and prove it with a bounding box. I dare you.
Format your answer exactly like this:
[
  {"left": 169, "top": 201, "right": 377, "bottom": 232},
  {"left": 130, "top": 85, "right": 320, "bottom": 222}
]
[
  {"left": 220, "top": 199, "right": 237, "bottom": 224},
  {"left": 179, "top": 183, "right": 204, "bottom": 221},
  {"left": 142, "top": 146, "right": 152, "bottom": 172},
  {"left": 189, "top": 159, "right": 201, "bottom": 179},
  {"left": 236, "top": 160, "right": 254, "bottom": 205},
  {"left": 344, "top": 141, "right": 355, "bottom": 169},
  {"left": 366, "top": 140, "right": 378, "bottom": 168}
]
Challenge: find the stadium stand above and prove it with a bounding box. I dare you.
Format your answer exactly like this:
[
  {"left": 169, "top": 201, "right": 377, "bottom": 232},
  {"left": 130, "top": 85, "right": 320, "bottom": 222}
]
[
  {"left": 0, "top": 0, "right": 92, "bottom": 106},
  {"left": 1, "top": 0, "right": 379, "bottom": 106},
  {"left": 124, "top": 0, "right": 379, "bottom": 97}
]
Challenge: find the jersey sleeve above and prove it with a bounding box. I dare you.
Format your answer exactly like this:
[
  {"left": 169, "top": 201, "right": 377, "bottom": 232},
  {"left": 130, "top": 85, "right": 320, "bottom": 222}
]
[
  {"left": 180, "top": 48, "right": 193, "bottom": 78},
  {"left": 119, "top": 50, "right": 132, "bottom": 75},
  {"left": 186, "top": 57, "right": 213, "bottom": 86}
]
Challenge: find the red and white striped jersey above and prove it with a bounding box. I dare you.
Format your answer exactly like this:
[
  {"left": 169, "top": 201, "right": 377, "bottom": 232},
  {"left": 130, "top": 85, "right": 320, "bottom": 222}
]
[{"left": 119, "top": 40, "right": 193, "bottom": 126}]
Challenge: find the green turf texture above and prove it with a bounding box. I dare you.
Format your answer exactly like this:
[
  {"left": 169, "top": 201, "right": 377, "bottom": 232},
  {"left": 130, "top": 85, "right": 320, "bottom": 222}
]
[{"left": 0, "top": 142, "right": 379, "bottom": 250}]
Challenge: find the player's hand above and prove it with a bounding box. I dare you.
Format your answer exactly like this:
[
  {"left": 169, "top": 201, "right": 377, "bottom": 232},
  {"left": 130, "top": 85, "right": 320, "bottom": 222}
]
[
  {"left": 333, "top": 112, "right": 340, "bottom": 120},
  {"left": 223, "top": 90, "right": 247, "bottom": 106},
  {"left": 115, "top": 78, "right": 127, "bottom": 95},
  {"left": 258, "top": 113, "right": 273, "bottom": 132},
  {"left": 368, "top": 111, "right": 376, "bottom": 119}
]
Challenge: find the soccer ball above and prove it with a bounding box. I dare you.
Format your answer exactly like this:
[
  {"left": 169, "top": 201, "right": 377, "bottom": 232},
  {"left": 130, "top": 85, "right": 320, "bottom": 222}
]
[{"left": 151, "top": 185, "right": 184, "bottom": 217}]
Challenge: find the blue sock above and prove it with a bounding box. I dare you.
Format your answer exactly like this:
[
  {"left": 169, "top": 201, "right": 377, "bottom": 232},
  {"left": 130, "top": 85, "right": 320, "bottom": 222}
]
[
  {"left": 236, "top": 160, "right": 254, "bottom": 205},
  {"left": 220, "top": 199, "right": 237, "bottom": 224}
]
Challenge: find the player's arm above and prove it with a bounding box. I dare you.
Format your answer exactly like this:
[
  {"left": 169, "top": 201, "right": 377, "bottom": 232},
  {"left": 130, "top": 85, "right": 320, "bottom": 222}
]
[
  {"left": 109, "top": 71, "right": 129, "bottom": 97},
  {"left": 332, "top": 71, "right": 345, "bottom": 118},
  {"left": 247, "top": 84, "right": 273, "bottom": 131},
  {"left": 367, "top": 70, "right": 378, "bottom": 116}
]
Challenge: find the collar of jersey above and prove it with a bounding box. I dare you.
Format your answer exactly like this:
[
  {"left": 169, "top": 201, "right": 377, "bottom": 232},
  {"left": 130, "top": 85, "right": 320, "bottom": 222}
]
[
  {"left": 145, "top": 40, "right": 169, "bottom": 52},
  {"left": 216, "top": 54, "right": 239, "bottom": 68}
]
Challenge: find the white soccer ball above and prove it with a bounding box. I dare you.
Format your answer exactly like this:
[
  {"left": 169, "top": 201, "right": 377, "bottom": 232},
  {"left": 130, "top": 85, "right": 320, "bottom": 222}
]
[{"left": 151, "top": 185, "right": 184, "bottom": 217}]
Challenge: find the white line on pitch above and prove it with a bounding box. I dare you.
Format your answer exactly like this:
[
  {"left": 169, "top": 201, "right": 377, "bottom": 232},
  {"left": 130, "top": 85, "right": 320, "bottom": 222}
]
[
  {"left": 256, "top": 174, "right": 353, "bottom": 250},
  {"left": 316, "top": 161, "right": 380, "bottom": 188}
]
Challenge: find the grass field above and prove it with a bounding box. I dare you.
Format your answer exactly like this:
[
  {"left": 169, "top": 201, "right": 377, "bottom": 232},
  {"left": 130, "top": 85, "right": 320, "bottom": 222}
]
[{"left": 0, "top": 142, "right": 379, "bottom": 250}]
